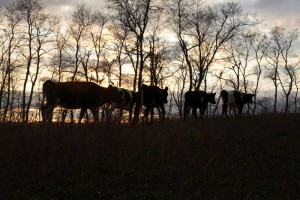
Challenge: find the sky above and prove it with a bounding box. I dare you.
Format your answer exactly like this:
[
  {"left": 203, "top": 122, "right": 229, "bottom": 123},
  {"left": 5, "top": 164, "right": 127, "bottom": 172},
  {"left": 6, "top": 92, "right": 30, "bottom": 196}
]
[{"left": 0, "top": 0, "right": 299, "bottom": 30}]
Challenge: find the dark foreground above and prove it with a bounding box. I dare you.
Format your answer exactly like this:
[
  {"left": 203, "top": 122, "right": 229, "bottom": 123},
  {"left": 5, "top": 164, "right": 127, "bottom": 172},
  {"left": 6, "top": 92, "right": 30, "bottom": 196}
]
[{"left": 0, "top": 114, "right": 299, "bottom": 200}]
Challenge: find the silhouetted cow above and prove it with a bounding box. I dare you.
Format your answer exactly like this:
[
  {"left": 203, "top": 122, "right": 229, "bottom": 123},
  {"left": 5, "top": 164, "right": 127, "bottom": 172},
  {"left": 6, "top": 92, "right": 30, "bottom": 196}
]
[
  {"left": 184, "top": 91, "right": 216, "bottom": 120},
  {"left": 106, "top": 88, "right": 136, "bottom": 123},
  {"left": 133, "top": 84, "right": 168, "bottom": 125},
  {"left": 220, "top": 90, "right": 255, "bottom": 117},
  {"left": 41, "top": 80, "right": 122, "bottom": 123}
]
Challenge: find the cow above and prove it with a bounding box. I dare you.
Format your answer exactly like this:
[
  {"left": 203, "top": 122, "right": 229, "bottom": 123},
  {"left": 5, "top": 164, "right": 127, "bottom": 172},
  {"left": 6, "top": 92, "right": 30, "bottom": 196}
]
[
  {"left": 220, "top": 90, "right": 255, "bottom": 117},
  {"left": 133, "top": 84, "right": 168, "bottom": 125},
  {"left": 106, "top": 87, "right": 136, "bottom": 123},
  {"left": 183, "top": 91, "right": 216, "bottom": 120},
  {"left": 41, "top": 80, "right": 122, "bottom": 124}
]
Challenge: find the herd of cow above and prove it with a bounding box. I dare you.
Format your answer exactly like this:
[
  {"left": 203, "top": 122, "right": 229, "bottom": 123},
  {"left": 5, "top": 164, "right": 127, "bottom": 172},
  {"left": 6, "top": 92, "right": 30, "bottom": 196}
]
[{"left": 41, "top": 80, "right": 255, "bottom": 125}]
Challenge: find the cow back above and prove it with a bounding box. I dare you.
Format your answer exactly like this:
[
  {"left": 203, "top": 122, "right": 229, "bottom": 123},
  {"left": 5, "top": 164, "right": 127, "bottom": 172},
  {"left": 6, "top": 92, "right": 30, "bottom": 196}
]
[
  {"left": 114, "top": 88, "right": 133, "bottom": 109},
  {"left": 220, "top": 90, "right": 228, "bottom": 104},
  {"left": 221, "top": 90, "right": 240, "bottom": 108},
  {"left": 221, "top": 90, "right": 255, "bottom": 113},
  {"left": 185, "top": 91, "right": 207, "bottom": 108},
  {"left": 43, "top": 81, "right": 121, "bottom": 109},
  {"left": 140, "top": 84, "right": 168, "bottom": 106},
  {"left": 185, "top": 90, "right": 216, "bottom": 108}
]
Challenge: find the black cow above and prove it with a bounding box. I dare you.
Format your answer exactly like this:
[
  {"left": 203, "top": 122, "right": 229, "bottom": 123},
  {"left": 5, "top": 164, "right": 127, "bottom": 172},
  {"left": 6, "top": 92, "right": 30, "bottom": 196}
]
[
  {"left": 220, "top": 90, "right": 255, "bottom": 117},
  {"left": 184, "top": 91, "right": 216, "bottom": 120},
  {"left": 41, "top": 80, "right": 122, "bottom": 123},
  {"left": 133, "top": 84, "right": 168, "bottom": 125}
]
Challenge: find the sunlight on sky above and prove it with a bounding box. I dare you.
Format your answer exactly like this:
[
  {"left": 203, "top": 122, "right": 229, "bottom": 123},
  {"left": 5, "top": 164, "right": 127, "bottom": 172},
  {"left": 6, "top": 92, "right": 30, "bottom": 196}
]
[{"left": 46, "top": 5, "right": 74, "bottom": 18}]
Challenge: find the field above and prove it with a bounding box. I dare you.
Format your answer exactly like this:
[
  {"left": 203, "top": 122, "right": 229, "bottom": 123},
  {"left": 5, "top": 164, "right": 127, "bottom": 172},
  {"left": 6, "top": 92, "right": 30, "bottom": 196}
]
[{"left": 0, "top": 114, "right": 299, "bottom": 200}]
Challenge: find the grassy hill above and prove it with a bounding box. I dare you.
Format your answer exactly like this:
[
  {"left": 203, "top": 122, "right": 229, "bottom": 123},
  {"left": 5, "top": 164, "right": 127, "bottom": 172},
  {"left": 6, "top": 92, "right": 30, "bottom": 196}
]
[{"left": 0, "top": 114, "right": 299, "bottom": 199}]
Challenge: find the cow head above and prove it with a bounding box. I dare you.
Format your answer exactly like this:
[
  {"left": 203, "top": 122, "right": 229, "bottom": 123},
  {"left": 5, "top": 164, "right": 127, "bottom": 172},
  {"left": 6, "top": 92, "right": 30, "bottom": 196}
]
[
  {"left": 243, "top": 93, "right": 255, "bottom": 104},
  {"left": 107, "top": 85, "right": 123, "bottom": 103},
  {"left": 207, "top": 93, "right": 216, "bottom": 104}
]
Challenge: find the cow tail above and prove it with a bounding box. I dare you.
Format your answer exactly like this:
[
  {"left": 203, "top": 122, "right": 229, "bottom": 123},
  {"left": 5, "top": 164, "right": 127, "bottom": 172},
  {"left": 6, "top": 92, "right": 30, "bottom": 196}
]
[
  {"left": 132, "top": 88, "right": 144, "bottom": 125},
  {"left": 40, "top": 89, "right": 45, "bottom": 121},
  {"left": 140, "top": 90, "right": 144, "bottom": 112},
  {"left": 40, "top": 88, "right": 45, "bottom": 109}
]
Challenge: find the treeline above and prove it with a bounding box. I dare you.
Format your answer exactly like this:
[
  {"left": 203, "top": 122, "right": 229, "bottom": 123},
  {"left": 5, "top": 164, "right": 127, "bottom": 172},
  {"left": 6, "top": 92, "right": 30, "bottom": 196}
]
[{"left": 0, "top": 0, "right": 299, "bottom": 122}]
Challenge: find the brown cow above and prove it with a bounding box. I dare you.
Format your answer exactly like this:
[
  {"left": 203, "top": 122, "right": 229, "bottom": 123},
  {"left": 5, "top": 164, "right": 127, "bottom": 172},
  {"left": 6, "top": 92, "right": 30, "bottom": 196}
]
[{"left": 41, "top": 80, "right": 122, "bottom": 123}]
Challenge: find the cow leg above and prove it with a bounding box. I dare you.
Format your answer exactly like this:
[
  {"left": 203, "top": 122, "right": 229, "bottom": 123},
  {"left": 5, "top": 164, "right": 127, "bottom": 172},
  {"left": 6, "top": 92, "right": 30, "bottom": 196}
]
[
  {"left": 132, "top": 106, "right": 139, "bottom": 125},
  {"left": 192, "top": 108, "right": 198, "bottom": 120},
  {"left": 221, "top": 105, "right": 225, "bottom": 117},
  {"left": 105, "top": 103, "right": 113, "bottom": 124},
  {"left": 41, "top": 105, "right": 47, "bottom": 122},
  {"left": 42, "top": 104, "right": 55, "bottom": 123},
  {"left": 144, "top": 107, "right": 150, "bottom": 125},
  {"left": 119, "top": 109, "right": 123, "bottom": 123},
  {"left": 61, "top": 109, "right": 67, "bottom": 124},
  {"left": 45, "top": 107, "right": 54, "bottom": 122},
  {"left": 128, "top": 107, "right": 133, "bottom": 123},
  {"left": 79, "top": 108, "right": 87, "bottom": 124},
  {"left": 200, "top": 107, "right": 205, "bottom": 119},
  {"left": 183, "top": 104, "right": 190, "bottom": 120},
  {"left": 91, "top": 108, "right": 99, "bottom": 123},
  {"left": 229, "top": 108, "right": 232, "bottom": 116},
  {"left": 101, "top": 106, "right": 106, "bottom": 123},
  {"left": 222, "top": 104, "right": 228, "bottom": 117},
  {"left": 157, "top": 107, "right": 161, "bottom": 121},
  {"left": 238, "top": 105, "right": 243, "bottom": 116},
  {"left": 150, "top": 107, "right": 154, "bottom": 125},
  {"left": 160, "top": 105, "right": 166, "bottom": 123},
  {"left": 233, "top": 108, "right": 237, "bottom": 116}
]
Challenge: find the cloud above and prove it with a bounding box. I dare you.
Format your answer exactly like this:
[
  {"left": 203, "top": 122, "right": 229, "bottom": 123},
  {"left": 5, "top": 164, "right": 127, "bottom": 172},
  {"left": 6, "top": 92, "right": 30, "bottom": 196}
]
[
  {"left": 0, "top": 0, "right": 11, "bottom": 7},
  {"left": 241, "top": 0, "right": 300, "bottom": 29},
  {"left": 0, "top": 0, "right": 104, "bottom": 18},
  {"left": 1, "top": 0, "right": 299, "bottom": 30}
]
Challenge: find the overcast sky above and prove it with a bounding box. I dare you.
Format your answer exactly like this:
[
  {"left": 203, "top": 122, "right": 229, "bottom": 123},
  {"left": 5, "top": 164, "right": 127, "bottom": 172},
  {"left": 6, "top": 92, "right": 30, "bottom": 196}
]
[{"left": 0, "top": 0, "right": 299, "bottom": 30}]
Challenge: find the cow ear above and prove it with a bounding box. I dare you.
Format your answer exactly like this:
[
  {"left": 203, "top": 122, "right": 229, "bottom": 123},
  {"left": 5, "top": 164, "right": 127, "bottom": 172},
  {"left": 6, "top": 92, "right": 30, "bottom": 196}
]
[
  {"left": 140, "top": 84, "right": 146, "bottom": 90},
  {"left": 165, "top": 86, "right": 168, "bottom": 91}
]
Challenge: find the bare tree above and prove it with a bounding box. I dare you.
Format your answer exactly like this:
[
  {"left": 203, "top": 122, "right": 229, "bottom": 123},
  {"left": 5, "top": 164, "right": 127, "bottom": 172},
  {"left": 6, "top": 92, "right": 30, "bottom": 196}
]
[
  {"left": 15, "top": 0, "right": 58, "bottom": 122},
  {"left": 49, "top": 27, "right": 70, "bottom": 82},
  {"left": 223, "top": 34, "right": 255, "bottom": 92},
  {"left": 26, "top": 12, "right": 59, "bottom": 121},
  {"left": 249, "top": 31, "right": 269, "bottom": 114},
  {"left": 68, "top": 3, "right": 97, "bottom": 81},
  {"left": 264, "top": 28, "right": 281, "bottom": 113},
  {"left": 277, "top": 28, "right": 299, "bottom": 113},
  {"left": 171, "top": 58, "right": 188, "bottom": 118},
  {"left": 143, "top": 6, "right": 173, "bottom": 87},
  {"left": 108, "top": 0, "right": 158, "bottom": 90},
  {"left": 90, "top": 8, "right": 111, "bottom": 83},
  {"left": 265, "top": 27, "right": 299, "bottom": 113},
  {"left": 17, "top": 0, "right": 42, "bottom": 122},
  {"left": 167, "top": 0, "right": 258, "bottom": 91},
  {"left": 145, "top": 35, "right": 174, "bottom": 87},
  {"left": 107, "top": 24, "right": 130, "bottom": 87},
  {"left": 292, "top": 66, "right": 300, "bottom": 113},
  {"left": 0, "top": 3, "right": 23, "bottom": 122}
]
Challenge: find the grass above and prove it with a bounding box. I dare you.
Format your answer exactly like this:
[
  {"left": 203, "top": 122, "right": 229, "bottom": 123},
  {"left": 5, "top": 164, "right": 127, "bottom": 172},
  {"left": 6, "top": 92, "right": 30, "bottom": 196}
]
[{"left": 0, "top": 114, "right": 299, "bottom": 199}]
